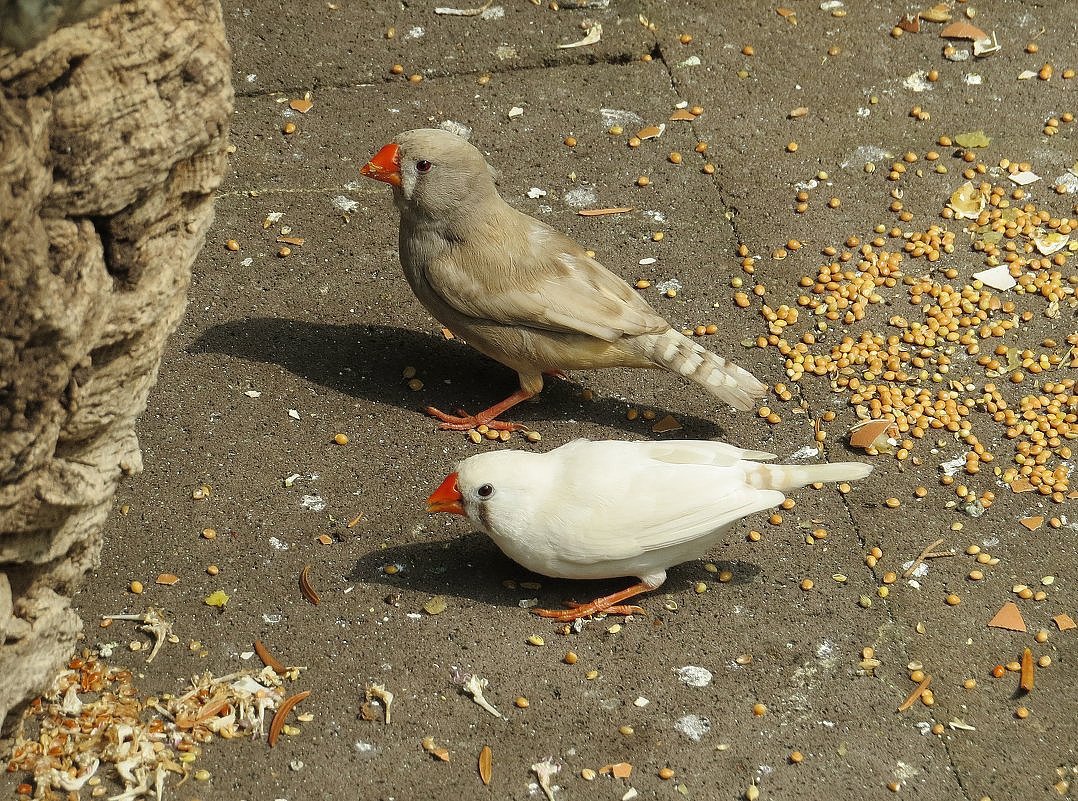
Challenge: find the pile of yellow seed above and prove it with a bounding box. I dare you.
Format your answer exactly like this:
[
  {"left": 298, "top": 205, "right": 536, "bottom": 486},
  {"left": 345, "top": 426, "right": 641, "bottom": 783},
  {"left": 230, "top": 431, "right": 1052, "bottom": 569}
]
[{"left": 737, "top": 165, "right": 1076, "bottom": 502}]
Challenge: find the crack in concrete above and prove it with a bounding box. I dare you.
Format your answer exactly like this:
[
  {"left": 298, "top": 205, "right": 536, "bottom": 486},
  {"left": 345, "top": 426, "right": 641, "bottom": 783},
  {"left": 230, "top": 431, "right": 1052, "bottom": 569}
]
[{"left": 232, "top": 51, "right": 645, "bottom": 101}]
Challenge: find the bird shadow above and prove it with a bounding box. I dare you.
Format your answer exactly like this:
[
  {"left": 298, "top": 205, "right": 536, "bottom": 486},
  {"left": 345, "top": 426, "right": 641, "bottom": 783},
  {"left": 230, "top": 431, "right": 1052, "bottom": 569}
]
[
  {"left": 189, "top": 318, "right": 724, "bottom": 437},
  {"left": 346, "top": 531, "right": 762, "bottom": 612}
]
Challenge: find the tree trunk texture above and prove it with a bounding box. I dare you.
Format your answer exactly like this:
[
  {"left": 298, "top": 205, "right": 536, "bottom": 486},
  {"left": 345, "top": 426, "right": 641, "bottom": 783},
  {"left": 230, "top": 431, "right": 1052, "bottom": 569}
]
[{"left": 0, "top": 0, "right": 232, "bottom": 732}]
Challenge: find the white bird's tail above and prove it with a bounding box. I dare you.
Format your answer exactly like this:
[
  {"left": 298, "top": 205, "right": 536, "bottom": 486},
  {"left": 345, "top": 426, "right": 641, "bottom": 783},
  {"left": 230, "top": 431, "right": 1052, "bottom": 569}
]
[
  {"left": 637, "top": 329, "right": 768, "bottom": 411},
  {"left": 745, "top": 461, "right": 873, "bottom": 492}
]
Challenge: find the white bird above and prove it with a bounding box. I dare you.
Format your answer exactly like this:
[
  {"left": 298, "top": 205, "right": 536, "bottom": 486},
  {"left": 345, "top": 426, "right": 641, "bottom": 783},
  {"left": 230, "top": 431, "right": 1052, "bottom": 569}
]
[
  {"left": 426, "top": 438, "right": 872, "bottom": 621},
  {"left": 360, "top": 128, "right": 767, "bottom": 431}
]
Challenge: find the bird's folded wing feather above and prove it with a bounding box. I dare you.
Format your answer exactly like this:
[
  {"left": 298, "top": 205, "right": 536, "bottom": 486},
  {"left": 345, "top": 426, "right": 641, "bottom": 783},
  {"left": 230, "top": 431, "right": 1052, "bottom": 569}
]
[
  {"left": 425, "top": 216, "right": 669, "bottom": 341},
  {"left": 549, "top": 461, "right": 785, "bottom": 565},
  {"left": 633, "top": 439, "right": 777, "bottom": 465}
]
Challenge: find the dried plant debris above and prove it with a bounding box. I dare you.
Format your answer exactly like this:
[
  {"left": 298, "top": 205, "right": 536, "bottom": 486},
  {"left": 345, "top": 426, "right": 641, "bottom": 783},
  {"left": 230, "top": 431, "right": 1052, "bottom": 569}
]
[
  {"left": 422, "top": 736, "right": 450, "bottom": 761},
  {"left": 558, "top": 21, "right": 602, "bottom": 49},
  {"left": 532, "top": 757, "right": 561, "bottom": 801},
  {"left": 8, "top": 655, "right": 289, "bottom": 798},
  {"left": 451, "top": 668, "right": 507, "bottom": 720},
  {"left": 364, "top": 683, "right": 394, "bottom": 724},
  {"left": 100, "top": 608, "right": 173, "bottom": 664}
]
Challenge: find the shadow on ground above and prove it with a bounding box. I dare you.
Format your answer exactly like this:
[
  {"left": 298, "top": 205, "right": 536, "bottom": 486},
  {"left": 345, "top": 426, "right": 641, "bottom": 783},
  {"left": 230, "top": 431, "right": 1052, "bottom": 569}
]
[
  {"left": 191, "top": 318, "right": 726, "bottom": 437},
  {"left": 347, "top": 530, "right": 762, "bottom": 611}
]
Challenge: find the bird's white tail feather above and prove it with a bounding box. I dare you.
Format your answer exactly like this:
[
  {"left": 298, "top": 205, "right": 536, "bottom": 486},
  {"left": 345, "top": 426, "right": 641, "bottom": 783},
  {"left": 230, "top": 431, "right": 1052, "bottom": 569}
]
[
  {"left": 638, "top": 329, "right": 767, "bottom": 411},
  {"left": 746, "top": 461, "right": 873, "bottom": 492}
]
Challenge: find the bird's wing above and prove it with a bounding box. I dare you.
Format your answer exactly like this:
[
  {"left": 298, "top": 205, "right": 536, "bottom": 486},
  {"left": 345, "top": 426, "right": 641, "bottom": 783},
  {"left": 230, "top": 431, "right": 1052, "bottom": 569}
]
[
  {"left": 425, "top": 214, "right": 669, "bottom": 342},
  {"left": 631, "top": 439, "right": 777, "bottom": 465},
  {"left": 545, "top": 448, "right": 784, "bottom": 565}
]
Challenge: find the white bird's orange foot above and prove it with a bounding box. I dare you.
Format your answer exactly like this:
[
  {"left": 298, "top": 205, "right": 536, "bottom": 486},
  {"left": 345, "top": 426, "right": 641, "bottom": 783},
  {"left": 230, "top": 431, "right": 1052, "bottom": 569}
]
[
  {"left": 424, "top": 387, "right": 535, "bottom": 432},
  {"left": 531, "top": 581, "right": 652, "bottom": 621},
  {"left": 425, "top": 406, "right": 525, "bottom": 431}
]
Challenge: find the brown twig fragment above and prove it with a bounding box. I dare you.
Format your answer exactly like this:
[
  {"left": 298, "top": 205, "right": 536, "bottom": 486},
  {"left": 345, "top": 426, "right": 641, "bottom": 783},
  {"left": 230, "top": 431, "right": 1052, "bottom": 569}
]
[
  {"left": 902, "top": 539, "right": 945, "bottom": 578},
  {"left": 299, "top": 564, "right": 321, "bottom": 605},
  {"left": 897, "top": 674, "right": 932, "bottom": 712},
  {"left": 1020, "top": 647, "right": 1034, "bottom": 693},
  {"left": 254, "top": 639, "right": 286, "bottom": 673},
  {"left": 269, "top": 690, "right": 311, "bottom": 747}
]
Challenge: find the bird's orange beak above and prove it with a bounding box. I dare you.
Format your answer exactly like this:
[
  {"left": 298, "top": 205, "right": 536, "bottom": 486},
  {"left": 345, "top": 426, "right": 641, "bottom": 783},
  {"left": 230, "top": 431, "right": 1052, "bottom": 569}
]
[
  {"left": 427, "top": 472, "right": 464, "bottom": 515},
  {"left": 361, "top": 142, "right": 402, "bottom": 186}
]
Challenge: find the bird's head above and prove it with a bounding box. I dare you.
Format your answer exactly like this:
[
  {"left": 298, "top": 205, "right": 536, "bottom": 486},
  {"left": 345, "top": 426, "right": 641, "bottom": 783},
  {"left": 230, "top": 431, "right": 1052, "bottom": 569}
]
[
  {"left": 426, "top": 450, "right": 544, "bottom": 537},
  {"left": 361, "top": 128, "right": 498, "bottom": 221}
]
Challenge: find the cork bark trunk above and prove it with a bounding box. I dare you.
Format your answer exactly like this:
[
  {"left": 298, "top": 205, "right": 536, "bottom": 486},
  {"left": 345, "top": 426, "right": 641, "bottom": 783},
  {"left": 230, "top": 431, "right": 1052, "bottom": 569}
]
[{"left": 0, "top": 0, "right": 232, "bottom": 731}]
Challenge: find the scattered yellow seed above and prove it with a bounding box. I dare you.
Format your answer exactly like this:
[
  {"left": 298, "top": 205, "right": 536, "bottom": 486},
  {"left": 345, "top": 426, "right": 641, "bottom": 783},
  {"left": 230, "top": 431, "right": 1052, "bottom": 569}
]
[
  {"left": 515, "top": 697, "right": 529, "bottom": 708},
  {"left": 1038, "top": 655, "right": 1051, "bottom": 668},
  {"left": 636, "top": 175, "right": 650, "bottom": 187},
  {"left": 786, "top": 141, "right": 799, "bottom": 153},
  {"left": 581, "top": 768, "right": 597, "bottom": 780},
  {"left": 130, "top": 580, "right": 144, "bottom": 594},
  {"left": 201, "top": 528, "right": 217, "bottom": 540},
  {"left": 585, "top": 670, "right": 599, "bottom": 680},
  {"left": 789, "top": 751, "right": 804, "bottom": 764},
  {"left": 968, "top": 570, "right": 984, "bottom": 581},
  {"left": 659, "top": 767, "right": 675, "bottom": 780},
  {"left": 194, "top": 769, "right": 211, "bottom": 782},
  {"left": 207, "top": 564, "right": 220, "bottom": 576},
  {"left": 962, "top": 678, "right": 976, "bottom": 689},
  {"left": 752, "top": 703, "right": 767, "bottom": 716},
  {"left": 1035, "top": 630, "right": 1049, "bottom": 643},
  {"left": 564, "top": 136, "right": 577, "bottom": 147},
  {"left": 408, "top": 73, "right": 423, "bottom": 83},
  {"left": 945, "top": 594, "right": 961, "bottom": 606},
  {"left": 885, "top": 497, "right": 901, "bottom": 508},
  {"left": 1016, "top": 706, "right": 1030, "bottom": 719},
  {"left": 278, "top": 246, "right": 292, "bottom": 257},
  {"left": 225, "top": 239, "right": 240, "bottom": 251},
  {"left": 800, "top": 578, "right": 814, "bottom": 591},
  {"left": 389, "top": 64, "right": 404, "bottom": 75},
  {"left": 668, "top": 151, "right": 682, "bottom": 164},
  {"left": 564, "top": 651, "right": 578, "bottom": 664},
  {"left": 718, "top": 570, "right": 733, "bottom": 583},
  {"left": 679, "top": 33, "right": 693, "bottom": 44},
  {"left": 334, "top": 433, "right": 349, "bottom": 445},
  {"left": 694, "top": 581, "right": 708, "bottom": 594}
]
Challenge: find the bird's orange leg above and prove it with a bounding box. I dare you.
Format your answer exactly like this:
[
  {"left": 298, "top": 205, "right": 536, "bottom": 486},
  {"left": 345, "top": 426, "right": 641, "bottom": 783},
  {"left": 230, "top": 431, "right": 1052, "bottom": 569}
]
[
  {"left": 425, "top": 387, "right": 535, "bottom": 432},
  {"left": 532, "top": 581, "right": 653, "bottom": 621}
]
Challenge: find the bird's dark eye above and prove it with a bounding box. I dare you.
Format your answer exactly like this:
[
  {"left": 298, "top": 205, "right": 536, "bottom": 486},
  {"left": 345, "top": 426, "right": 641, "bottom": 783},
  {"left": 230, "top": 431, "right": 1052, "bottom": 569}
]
[
  {"left": 416, "top": 159, "right": 433, "bottom": 174},
  {"left": 476, "top": 483, "right": 494, "bottom": 499}
]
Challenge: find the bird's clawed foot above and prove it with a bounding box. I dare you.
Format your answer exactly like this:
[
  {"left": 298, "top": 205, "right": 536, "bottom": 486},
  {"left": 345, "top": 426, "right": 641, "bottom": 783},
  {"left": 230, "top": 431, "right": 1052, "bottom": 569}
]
[
  {"left": 532, "top": 600, "right": 646, "bottom": 621},
  {"left": 425, "top": 405, "right": 525, "bottom": 431},
  {"left": 530, "top": 581, "right": 654, "bottom": 622}
]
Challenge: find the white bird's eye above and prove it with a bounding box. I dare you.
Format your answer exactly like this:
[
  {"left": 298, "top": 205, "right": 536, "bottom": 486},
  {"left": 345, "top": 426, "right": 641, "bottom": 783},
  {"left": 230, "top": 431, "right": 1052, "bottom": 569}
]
[
  {"left": 476, "top": 483, "right": 494, "bottom": 499},
  {"left": 416, "top": 159, "right": 433, "bottom": 174}
]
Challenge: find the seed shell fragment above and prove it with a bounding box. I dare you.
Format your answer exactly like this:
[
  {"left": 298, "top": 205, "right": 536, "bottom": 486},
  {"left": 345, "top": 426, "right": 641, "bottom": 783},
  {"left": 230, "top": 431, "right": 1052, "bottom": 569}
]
[
  {"left": 479, "top": 745, "right": 493, "bottom": 785},
  {"left": 269, "top": 690, "right": 311, "bottom": 747},
  {"left": 299, "top": 564, "right": 321, "bottom": 605}
]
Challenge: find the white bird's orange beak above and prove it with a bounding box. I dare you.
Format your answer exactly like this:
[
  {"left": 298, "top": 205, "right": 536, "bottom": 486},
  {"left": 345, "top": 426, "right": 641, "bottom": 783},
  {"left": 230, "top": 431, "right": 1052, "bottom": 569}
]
[
  {"left": 427, "top": 472, "right": 464, "bottom": 515},
  {"left": 361, "top": 142, "right": 402, "bottom": 186}
]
